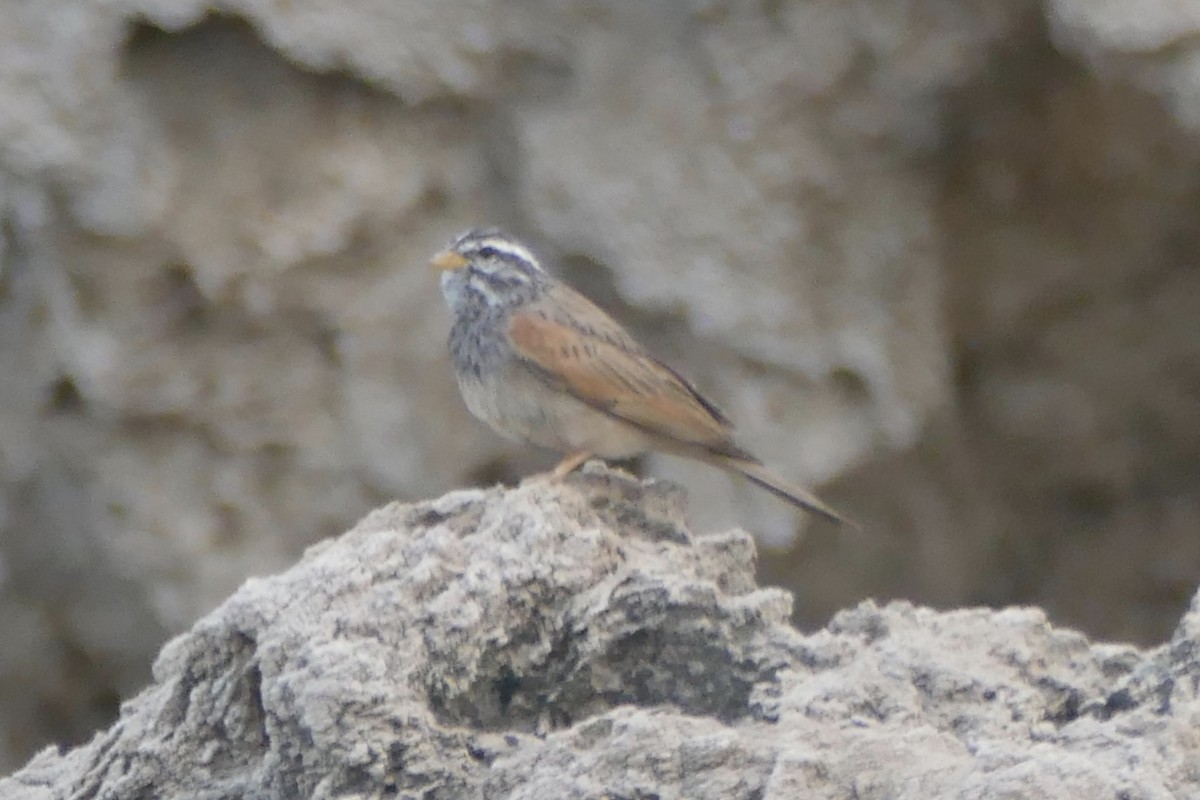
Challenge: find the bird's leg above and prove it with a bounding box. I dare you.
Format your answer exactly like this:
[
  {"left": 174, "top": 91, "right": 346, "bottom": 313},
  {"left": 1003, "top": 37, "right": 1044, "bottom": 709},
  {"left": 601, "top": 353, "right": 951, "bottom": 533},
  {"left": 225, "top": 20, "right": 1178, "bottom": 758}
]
[
  {"left": 550, "top": 450, "right": 593, "bottom": 480},
  {"left": 520, "top": 450, "right": 593, "bottom": 487}
]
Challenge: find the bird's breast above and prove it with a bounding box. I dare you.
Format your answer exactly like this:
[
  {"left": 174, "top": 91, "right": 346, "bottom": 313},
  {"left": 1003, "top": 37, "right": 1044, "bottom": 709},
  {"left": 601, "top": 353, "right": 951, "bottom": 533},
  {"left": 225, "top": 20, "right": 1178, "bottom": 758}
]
[{"left": 448, "top": 310, "right": 510, "bottom": 381}]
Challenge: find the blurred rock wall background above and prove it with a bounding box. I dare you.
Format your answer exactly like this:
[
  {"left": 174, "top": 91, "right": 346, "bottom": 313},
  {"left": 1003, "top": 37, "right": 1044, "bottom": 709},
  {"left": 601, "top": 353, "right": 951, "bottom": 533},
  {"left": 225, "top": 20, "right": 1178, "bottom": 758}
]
[{"left": 1, "top": 0, "right": 1197, "bottom": 772}]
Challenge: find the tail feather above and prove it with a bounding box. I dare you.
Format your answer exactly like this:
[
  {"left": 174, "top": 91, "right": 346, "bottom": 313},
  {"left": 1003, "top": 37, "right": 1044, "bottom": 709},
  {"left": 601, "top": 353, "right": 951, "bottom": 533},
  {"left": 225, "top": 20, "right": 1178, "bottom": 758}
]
[{"left": 715, "top": 456, "right": 853, "bottom": 528}]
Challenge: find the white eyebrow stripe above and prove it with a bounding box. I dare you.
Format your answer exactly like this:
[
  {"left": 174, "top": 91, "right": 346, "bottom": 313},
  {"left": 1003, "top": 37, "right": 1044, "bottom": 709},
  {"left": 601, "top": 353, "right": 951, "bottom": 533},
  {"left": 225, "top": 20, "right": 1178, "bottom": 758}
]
[{"left": 474, "top": 237, "right": 536, "bottom": 265}]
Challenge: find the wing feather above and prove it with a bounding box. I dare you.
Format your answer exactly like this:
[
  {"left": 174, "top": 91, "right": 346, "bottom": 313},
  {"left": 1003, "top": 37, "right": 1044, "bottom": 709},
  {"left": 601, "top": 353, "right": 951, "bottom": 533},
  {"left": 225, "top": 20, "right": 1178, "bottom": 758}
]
[{"left": 506, "top": 287, "right": 740, "bottom": 454}]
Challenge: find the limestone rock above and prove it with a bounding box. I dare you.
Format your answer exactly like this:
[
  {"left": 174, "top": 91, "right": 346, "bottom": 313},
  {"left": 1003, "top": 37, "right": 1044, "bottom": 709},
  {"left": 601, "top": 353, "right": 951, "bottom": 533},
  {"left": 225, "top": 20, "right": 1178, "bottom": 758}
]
[{"left": 2, "top": 469, "right": 1197, "bottom": 799}]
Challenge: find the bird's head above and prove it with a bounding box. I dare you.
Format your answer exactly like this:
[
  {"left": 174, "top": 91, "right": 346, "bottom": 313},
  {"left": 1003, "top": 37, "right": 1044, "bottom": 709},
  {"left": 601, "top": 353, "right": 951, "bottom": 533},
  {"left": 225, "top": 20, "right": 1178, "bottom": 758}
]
[{"left": 432, "top": 228, "right": 548, "bottom": 314}]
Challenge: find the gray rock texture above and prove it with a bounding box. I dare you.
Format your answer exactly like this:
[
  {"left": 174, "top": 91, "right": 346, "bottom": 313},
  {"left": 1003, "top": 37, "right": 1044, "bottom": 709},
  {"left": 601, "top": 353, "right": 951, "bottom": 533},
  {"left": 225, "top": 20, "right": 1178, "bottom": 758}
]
[
  {"left": 3, "top": 0, "right": 1200, "bottom": 773},
  {"left": 2, "top": 468, "right": 1198, "bottom": 799}
]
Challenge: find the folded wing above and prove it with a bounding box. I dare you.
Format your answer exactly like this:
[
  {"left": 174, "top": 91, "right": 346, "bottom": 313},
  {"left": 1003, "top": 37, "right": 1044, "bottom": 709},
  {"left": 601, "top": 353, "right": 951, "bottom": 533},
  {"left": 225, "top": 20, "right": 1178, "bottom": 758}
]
[{"left": 507, "top": 287, "right": 744, "bottom": 457}]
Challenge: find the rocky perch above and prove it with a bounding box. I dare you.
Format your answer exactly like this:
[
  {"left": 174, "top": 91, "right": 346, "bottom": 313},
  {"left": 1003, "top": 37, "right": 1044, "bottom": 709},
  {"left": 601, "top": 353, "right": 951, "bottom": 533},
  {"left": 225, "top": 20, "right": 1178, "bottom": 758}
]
[{"left": 3, "top": 465, "right": 1197, "bottom": 799}]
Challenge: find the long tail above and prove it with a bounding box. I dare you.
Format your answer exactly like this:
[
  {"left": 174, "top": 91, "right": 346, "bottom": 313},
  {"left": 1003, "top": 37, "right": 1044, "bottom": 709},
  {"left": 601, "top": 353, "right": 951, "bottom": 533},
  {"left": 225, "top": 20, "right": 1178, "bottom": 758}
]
[{"left": 715, "top": 456, "right": 853, "bottom": 528}]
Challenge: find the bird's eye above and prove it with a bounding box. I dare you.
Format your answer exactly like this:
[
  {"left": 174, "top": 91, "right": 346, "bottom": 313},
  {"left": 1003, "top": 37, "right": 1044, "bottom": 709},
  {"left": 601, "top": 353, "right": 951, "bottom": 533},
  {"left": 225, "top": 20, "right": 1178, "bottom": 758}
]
[{"left": 476, "top": 246, "right": 501, "bottom": 260}]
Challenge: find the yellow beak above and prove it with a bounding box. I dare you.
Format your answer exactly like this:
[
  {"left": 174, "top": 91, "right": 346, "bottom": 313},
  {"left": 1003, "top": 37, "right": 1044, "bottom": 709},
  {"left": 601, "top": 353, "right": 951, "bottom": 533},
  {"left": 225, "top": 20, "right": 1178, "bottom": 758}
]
[{"left": 431, "top": 249, "right": 469, "bottom": 271}]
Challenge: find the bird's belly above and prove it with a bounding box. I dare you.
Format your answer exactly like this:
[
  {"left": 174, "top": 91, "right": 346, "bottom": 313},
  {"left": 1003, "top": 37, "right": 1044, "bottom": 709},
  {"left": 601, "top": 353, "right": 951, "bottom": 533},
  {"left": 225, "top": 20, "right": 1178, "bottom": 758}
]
[{"left": 457, "top": 372, "right": 647, "bottom": 459}]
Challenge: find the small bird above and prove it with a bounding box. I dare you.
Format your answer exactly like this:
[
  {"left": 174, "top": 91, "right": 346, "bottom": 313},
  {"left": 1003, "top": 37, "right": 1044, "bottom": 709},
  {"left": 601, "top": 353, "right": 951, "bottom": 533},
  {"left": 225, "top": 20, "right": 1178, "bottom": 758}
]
[{"left": 432, "top": 228, "right": 849, "bottom": 526}]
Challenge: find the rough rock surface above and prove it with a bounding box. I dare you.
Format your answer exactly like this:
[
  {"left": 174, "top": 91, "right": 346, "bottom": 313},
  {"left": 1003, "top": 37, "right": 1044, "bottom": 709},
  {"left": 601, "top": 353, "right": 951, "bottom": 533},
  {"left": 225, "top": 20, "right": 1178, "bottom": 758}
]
[
  {"left": 4, "top": 0, "right": 1200, "bottom": 774},
  {"left": 2, "top": 468, "right": 1198, "bottom": 799}
]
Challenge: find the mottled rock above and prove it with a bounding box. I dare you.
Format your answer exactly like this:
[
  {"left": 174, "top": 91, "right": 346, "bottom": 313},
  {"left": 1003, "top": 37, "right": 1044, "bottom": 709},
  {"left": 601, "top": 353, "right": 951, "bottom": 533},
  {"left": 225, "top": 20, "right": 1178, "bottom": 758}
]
[{"left": 2, "top": 469, "right": 1197, "bottom": 799}]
